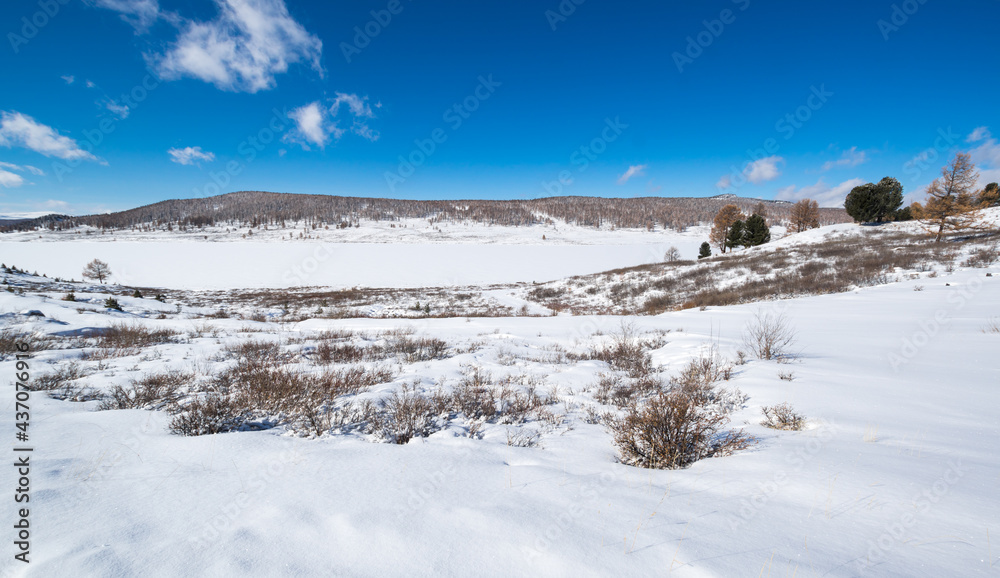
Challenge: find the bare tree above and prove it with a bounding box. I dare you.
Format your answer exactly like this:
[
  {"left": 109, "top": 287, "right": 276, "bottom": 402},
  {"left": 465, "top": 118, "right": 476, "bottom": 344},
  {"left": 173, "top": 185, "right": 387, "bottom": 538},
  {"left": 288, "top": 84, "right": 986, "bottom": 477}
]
[
  {"left": 82, "top": 259, "right": 112, "bottom": 284},
  {"left": 663, "top": 246, "right": 681, "bottom": 262},
  {"left": 710, "top": 204, "right": 745, "bottom": 254},
  {"left": 789, "top": 199, "right": 820, "bottom": 233},
  {"left": 915, "top": 153, "right": 982, "bottom": 242}
]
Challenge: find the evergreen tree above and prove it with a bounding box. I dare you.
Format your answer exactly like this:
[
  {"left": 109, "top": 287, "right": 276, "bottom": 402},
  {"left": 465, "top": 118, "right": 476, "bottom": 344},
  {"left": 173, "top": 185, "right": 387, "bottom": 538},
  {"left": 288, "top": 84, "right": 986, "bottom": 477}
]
[
  {"left": 844, "top": 177, "right": 904, "bottom": 223},
  {"left": 698, "top": 242, "right": 711, "bottom": 259},
  {"left": 743, "top": 214, "right": 771, "bottom": 247},
  {"left": 726, "top": 220, "right": 745, "bottom": 250}
]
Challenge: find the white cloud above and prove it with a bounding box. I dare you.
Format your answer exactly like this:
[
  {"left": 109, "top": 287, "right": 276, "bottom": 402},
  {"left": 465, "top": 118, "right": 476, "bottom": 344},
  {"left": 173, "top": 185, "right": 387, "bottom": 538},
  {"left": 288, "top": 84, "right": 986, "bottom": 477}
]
[
  {"left": 86, "top": 80, "right": 96, "bottom": 89},
  {"left": 92, "top": 0, "right": 161, "bottom": 31},
  {"left": 61, "top": 75, "right": 75, "bottom": 84},
  {"left": 0, "top": 161, "right": 44, "bottom": 176},
  {"left": 776, "top": 177, "right": 865, "bottom": 208},
  {"left": 0, "top": 111, "right": 98, "bottom": 161},
  {"left": 617, "top": 164, "right": 647, "bottom": 185},
  {"left": 154, "top": 0, "right": 323, "bottom": 93},
  {"left": 168, "top": 146, "right": 215, "bottom": 165},
  {"left": 821, "top": 146, "right": 868, "bottom": 171},
  {"left": 104, "top": 99, "right": 131, "bottom": 119},
  {"left": 0, "top": 168, "right": 24, "bottom": 188},
  {"left": 966, "top": 127, "right": 1000, "bottom": 189},
  {"left": 967, "top": 126, "right": 991, "bottom": 143},
  {"left": 287, "top": 102, "right": 330, "bottom": 149},
  {"left": 715, "top": 174, "right": 731, "bottom": 190},
  {"left": 745, "top": 156, "right": 783, "bottom": 184},
  {"left": 285, "top": 94, "right": 379, "bottom": 149},
  {"left": 331, "top": 92, "right": 374, "bottom": 118}
]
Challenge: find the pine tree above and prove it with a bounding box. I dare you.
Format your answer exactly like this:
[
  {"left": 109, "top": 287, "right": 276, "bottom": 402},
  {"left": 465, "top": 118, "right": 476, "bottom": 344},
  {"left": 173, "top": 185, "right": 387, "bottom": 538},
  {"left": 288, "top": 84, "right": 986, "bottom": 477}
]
[
  {"left": 726, "top": 220, "right": 745, "bottom": 251},
  {"left": 844, "top": 177, "right": 904, "bottom": 224},
  {"left": 743, "top": 214, "right": 771, "bottom": 247},
  {"left": 698, "top": 242, "right": 711, "bottom": 259}
]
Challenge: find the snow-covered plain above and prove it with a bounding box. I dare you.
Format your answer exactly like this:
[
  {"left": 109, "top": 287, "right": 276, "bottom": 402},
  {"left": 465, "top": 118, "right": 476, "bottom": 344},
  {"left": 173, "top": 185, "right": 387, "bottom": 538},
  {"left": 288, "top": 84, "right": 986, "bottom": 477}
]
[
  {"left": 1, "top": 220, "right": 998, "bottom": 577},
  {"left": 0, "top": 220, "right": 726, "bottom": 289}
]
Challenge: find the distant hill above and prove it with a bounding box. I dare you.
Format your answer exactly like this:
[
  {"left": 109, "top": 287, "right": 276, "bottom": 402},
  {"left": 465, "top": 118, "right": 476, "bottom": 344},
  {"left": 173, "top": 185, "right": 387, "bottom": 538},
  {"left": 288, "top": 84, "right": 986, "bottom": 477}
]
[{"left": 0, "top": 191, "right": 849, "bottom": 233}]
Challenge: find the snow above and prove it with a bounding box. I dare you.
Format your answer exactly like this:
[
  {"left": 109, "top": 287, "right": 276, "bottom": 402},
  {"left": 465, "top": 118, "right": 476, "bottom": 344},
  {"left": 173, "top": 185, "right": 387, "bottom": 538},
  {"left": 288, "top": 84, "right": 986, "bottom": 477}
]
[
  {"left": 1, "top": 220, "right": 998, "bottom": 577},
  {"left": 0, "top": 241, "right": 703, "bottom": 290}
]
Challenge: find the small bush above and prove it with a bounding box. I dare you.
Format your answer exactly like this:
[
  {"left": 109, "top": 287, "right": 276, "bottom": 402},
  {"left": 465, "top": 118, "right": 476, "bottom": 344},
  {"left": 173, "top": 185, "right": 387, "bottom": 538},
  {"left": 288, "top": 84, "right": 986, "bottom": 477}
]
[
  {"left": 591, "top": 323, "right": 656, "bottom": 379},
  {"left": 104, "top": 297, "right": 123, "bottom": 311},
  {"left": 0, "top": 326, "right": 52, "bottom": 361},
  {"left": 760, "top": 403, "right": 805, "bottom": 431},
  {"left": 31, "top": 362, "right": 86, "bottom": 391},
  {"left": 99, "top": 371, "right": 191, "bottom": 410},
  {"left": 63, "top": 292, "right": 76, "bottom": 302},
  {"left": 742, "top": 309, "right": 796, "bottom": 360},
  {"left": 374, "top": 384, "right": 439, "bottom": 444},
  {"left": 609, "top": 389, "right": 754, "bottom": 469},
  {"left": 169, "top": 395, "right": 247, "bottom": 436},
  {"left": 93, "top": 323, "right": 179, "bottom": 358}
]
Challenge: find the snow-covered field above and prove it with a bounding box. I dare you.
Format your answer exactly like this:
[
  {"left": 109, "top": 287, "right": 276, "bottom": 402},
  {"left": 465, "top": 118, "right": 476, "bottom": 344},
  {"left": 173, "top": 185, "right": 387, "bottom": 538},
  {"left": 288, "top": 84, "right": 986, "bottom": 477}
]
[
  {"left": 1, "top": 220, "right": 998, "bottom": 577},
  {"left": 0, "top": 241, "right": 697, "bottom": 290},
  {"left": 0, "top": 220, "right": 727, "bottom": 289}
]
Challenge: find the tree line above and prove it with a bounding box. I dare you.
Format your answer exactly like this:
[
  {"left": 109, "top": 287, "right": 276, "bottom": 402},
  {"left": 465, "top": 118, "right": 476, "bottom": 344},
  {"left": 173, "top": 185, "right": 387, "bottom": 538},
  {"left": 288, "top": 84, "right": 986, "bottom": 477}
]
[{"left": 0, "top": 191, "right": 851, "bottom": 234}]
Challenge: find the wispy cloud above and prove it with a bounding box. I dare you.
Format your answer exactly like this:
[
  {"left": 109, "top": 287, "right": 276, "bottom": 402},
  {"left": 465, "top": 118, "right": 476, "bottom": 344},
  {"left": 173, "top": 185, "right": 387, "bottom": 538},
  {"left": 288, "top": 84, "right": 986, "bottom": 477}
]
[
  {"left": 285, "top": 93, "right": 379, "bottom": 150},
  {"left": 0, "top": 161, "right": 44, "bottom": 176},
  {"left": 821, "top": 146, "right": 868, "bottom": 171},
  {"left": 776, "top": 177, "right": 864, "bottom": 208},
  {"left": 91, "top": 0, "right": 162, "bottom": 31},
  {"left": 168, "top": 146, "right": 215, "bottom": 165},
  {"left": 0, "top": 167, "right": 24, "bottom": 188},
  {"left": 150, "top": 0, "right": 323, "bottom": 93},
  {"left": 103, "top": 99, "right": 131, "bottom": 119},
  {"left": 617, "top": 164, "right": 647, "bottom": 185},
  {"left": 0, "top": 111, "right": 99, "bottom": 161},
  {"left": 61, "top": 75, "right": 75, "bottom": 85},
  {"left": 967, "top": 126, "right": 991, "bottom": 143}
]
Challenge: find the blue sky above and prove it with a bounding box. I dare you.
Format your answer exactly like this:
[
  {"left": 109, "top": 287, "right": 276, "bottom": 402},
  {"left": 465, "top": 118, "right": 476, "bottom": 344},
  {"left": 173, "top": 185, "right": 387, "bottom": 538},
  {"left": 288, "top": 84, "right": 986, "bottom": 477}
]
[{"left": 1, "top": 0, "right": 998, "bottom": 215}]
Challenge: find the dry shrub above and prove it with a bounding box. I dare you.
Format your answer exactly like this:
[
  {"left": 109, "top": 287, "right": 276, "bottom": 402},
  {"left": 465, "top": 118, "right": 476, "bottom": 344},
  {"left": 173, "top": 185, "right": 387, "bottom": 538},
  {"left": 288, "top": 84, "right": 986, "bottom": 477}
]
[
  {"left": 590, "top": 323, "right": 657, "bottom": 378},
  {"left": 0, "top": 325, "right": 52, "bottom": 360},
  {"left": 372, "top": 384, "right": 440, "bottom": 444},
  {"left": 92, "top": 323, "right": 179, "bottom": 358},
  {"left": 594, "top": 372, "right": 661, "bottom": 408},
  {"left": 742, "top": 309, "right": 796, "bottom": 361},
  {"left": 506, "top": 429, "right": 542, "bottom": 448},
  {"left": 31, "top": 362, "right": 86, "bottom": 391},
  {"left": 609, "top": 389, "right": 754, "bottom": 469},
  {"left": 386, "top": 335, "right": 449, "bottom": 362},
  {"left": 99, "top": 370, "right": 192, "bottom": 410},
  {"left": 984, "top": 317, "right": 1000, "bottom": 334},
  {"left": 169, "top": 395, "right": 248, "bottom": 436},
  {"left": 761, "top": 403, "right": 805, "bottom": 431},
  {"left": 314, "top": 341, "right": 369, "bottom": 364}
]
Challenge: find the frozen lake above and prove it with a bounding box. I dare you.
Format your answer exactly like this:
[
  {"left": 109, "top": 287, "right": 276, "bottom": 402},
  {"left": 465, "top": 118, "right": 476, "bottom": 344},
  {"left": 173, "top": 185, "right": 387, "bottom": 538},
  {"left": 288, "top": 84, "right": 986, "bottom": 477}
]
[{"left": 0, "top": 241, "right": 702, "bottom": 289}]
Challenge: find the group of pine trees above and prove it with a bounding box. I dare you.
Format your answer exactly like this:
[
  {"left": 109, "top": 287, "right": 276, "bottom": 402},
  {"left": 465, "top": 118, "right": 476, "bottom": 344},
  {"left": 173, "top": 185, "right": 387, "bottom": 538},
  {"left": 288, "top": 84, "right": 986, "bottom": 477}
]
[{"left": 706, "top": 203, "right": 772, "bottom": 256}]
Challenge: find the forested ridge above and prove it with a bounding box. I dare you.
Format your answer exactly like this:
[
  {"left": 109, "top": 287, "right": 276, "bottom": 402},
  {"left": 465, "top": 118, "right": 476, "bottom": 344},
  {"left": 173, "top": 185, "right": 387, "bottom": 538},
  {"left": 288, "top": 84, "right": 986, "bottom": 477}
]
[{"left": 1, "top": 191, "right": 851, "bottom": 233}]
